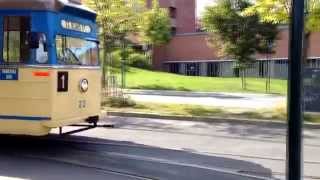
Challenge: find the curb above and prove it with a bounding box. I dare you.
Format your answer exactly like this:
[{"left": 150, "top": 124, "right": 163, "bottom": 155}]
[
  {"left": 123, "top": 89, "right": 285, "bottom": 98},
  {"left": 107, "top": 111, "right": 320, "bottom": 129}
]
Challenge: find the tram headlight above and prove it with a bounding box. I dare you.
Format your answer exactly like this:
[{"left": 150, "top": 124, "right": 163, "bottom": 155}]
[{"left": 80, "top": 79, "right": 89, "bottom": 93}]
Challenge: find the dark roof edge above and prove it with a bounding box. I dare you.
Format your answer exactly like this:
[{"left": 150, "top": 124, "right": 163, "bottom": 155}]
[{"left": 0, "top": 0, "right": 96, "bottom": 15}]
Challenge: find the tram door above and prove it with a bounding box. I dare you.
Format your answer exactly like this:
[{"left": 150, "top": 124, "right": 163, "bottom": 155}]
[{"left": 3, "top": 16, "right": 30, "bottom": 63}]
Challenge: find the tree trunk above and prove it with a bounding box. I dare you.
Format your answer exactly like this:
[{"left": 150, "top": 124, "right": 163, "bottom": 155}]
[
  {"left": 149, "top": 44, "right": 153, "bottom": 67},
  {"left": 241, "top": 68, "right": 246, "bottom": 90},
  {"left": 102, "top": 38, "right": 108, "bottom": 89},
  {"left": 244, "top": 69, "right": 247, "bottom": 90}
]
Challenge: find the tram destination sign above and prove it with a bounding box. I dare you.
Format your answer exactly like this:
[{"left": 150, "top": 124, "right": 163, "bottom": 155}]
[
  {"left": 61, "top": 20, "right": 92, "bottom": 33},
  {"left": 0, "top": 68, "right": 18, "bottom": 80}
]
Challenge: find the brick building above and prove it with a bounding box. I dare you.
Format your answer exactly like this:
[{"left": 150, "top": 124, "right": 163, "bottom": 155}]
[{"left": 151, "top": 0, "right": 320, "bottom": 79}]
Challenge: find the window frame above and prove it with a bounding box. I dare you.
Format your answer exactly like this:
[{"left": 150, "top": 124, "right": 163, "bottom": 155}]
[{"left": 2, "top": 16, "right": 31, "bottom": 64}]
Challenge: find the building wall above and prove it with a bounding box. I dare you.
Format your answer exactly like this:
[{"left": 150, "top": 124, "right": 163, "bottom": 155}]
[
  {"left": 152, "top": 45, "right": 167, "bottom": 70},
  {"left": 147, "top": 0, "right": 196, "bottom": 34},
  {"left": 151, "top": 0, "right": 320, "bottom": 79},
  {"left": 256, "top": 28, "right": 320, "bottom": 59},
  {"left": 153, "top": 28, "right": 320, "bottom": 68},
  {"left": 164, "top": 33, "right": 218, "bottom": 61},
  {"left": 174, "top": 0, "right": 196, "bottom": 33}
]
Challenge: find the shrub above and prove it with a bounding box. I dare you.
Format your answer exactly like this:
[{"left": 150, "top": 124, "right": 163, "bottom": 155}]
[
  {"left": 109, "top": 49, "right": 122, "bottom": 68},
  {"left": 104, "top": 96, "right": 136, "bottom": 108},
  {"left": 128, "top": 53, "right": 151, "bottom": 69}
]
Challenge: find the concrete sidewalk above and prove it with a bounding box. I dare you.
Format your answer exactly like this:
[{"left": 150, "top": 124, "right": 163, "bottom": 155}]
[
  {"left": 124, "top": 89, "right": 284, "bottom": 98},
  {"left": 124, "top": 89, "right": 286, "bottom": 110}
]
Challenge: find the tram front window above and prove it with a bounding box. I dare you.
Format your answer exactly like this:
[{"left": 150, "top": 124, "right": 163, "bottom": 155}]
[
  {"left": 56, "top": 35, "right": 99, "bottom": 66},
  {"left": 3, "top": 16, "right": 30, "bottom": 63}
]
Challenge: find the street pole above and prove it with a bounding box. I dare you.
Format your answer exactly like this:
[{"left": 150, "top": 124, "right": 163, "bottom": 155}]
[
  {"left": 267, "top": 41, "right": 273, "bottom": 93},
  {"left": 266, "top": 53, "right": 269, "bottom": 93},
  {"left": 287, "top": 0, "right": 305, "bottom": 179},
  {"left": 121, "top": 40, "right": 127, "bottom": 90}
]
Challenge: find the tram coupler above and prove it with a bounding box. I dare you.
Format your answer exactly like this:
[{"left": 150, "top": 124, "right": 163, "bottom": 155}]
[{"left": 58, "top": 122, "right": 114, "bottom": 136}]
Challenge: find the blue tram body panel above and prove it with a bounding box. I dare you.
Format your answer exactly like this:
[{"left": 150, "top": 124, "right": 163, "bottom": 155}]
[{"left": 0, "top": 7, "right": 98, "bottom": 65}]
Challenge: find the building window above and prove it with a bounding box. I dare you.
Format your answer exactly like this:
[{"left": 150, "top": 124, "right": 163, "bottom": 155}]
[
  {"left": 185, "top": 63, "right": 200, "bottom": 76},
  {"left": 169, "top": 7, "right": 177, "bottom": 18},
  {"left": 275, "top": 59, "right": 288, "bottom": 65},
  {"left": 3, "top": 16, "right": 30, "bottom": 63},
  {"left": 169, "top": 63, "right": 180, "bottom": 74},
  {"left": 207, "top": 62, "right": 220, "bottom": 77},
  {"left": 259, "top": 61, "right": 267, "bottom": 77},
  {"left": 307, "top": 58, "right": 320, "bottom": 68},
  {"left": 171, "top": 27, "right": 177, "bottom": 35}
]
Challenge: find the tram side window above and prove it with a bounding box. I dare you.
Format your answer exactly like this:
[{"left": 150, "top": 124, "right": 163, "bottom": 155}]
[
  {"left": 56, "top": 35, "right": 99, "bottom": 66},
  {"left": 30, "top": 33, "right": 49, "bottom": 64},
  {"left": 3, "top": 16, "right": 30, "bottom": 63}
]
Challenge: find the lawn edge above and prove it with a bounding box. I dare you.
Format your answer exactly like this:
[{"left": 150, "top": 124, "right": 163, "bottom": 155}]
[
  {"left": 107, "top": 111, "right": 320, "bottom": 129},
  {"left": 124, "top": 89, "right": 286, "bottom": 96}
]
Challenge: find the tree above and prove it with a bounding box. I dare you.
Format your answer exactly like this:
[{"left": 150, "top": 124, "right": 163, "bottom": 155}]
[
  {"left": 244, "top": 0, "right": 320, "bottom": 31},
  {"left": 84, "top": 0, "right": 146, "bottom": 87},
  {"left": 202, "top": 0, "right": 278, "bottom": 89},
  {"left": 244, "top": 0, "right": 320, "bottom": 64},
  {"left": 84, "top": 0, "right": 172, "bottom": 87},
  {"left": 140, "top": 0, "right": 172, "bottom": 65},
  {"left": 141, "top": 0, "right": 172, "bottom": 45}
]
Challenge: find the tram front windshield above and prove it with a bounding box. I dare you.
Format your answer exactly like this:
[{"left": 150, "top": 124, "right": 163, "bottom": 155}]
[{"left": 56, "top": 36, "right": 99, "bottom": 66}]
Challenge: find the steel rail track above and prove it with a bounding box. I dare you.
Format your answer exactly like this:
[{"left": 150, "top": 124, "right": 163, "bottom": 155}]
[
  {"left": 42, "top": 136, "right": 320, "bottom": 180},
  {"left": 45, "top": 136, "right": 320, "bottom": 165},
  {"left": 38, "top": 137, "right": 276, "bottom": 180}
]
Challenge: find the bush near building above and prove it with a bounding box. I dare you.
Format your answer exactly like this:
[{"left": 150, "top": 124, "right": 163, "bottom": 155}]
[{"left": 128, "top": 53, "right": 151, "bottom": 69}]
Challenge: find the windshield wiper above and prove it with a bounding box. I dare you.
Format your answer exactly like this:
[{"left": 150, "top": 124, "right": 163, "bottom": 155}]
[{"left": 66, "top": 48, "right": 81, "bottom": 65}]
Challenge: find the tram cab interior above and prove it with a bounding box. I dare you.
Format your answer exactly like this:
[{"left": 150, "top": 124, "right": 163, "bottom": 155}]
[{"left": 0, "top": 0, "right": 101, "bottom": 136}]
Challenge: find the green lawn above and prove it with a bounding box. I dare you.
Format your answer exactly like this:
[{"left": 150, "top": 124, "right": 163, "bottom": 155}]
[{"left": 111, "top": 67, "right": 287, "bottom": 94}]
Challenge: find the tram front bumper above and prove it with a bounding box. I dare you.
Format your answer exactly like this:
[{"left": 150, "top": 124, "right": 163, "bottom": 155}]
[{"left": 0, "top": 120, "right": 51, "bottom": 136}]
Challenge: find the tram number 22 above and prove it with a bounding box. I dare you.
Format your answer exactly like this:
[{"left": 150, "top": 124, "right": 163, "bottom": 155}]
[
  {"left": 58, "top": 72, "right": 69, "bottom": 92},
  {"left": 79, "top": 100, "right": 87, "bottom": 109}
]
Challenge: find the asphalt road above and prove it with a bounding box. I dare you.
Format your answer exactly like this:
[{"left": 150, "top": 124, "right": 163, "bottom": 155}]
[
  {"left": 0, "top": 116, "right": 319, "bottom": 180},
  {"left": 0, "top": 136, "right": 266, "bottom": 180}
]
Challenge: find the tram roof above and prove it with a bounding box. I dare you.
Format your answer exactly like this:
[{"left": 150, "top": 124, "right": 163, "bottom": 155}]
[{"left": 0, "top": 0, "right": 96, "bottom": 16}]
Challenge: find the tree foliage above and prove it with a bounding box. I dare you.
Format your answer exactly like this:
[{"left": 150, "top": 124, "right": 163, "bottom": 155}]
[
  {"left": 202, "top": 0, "right": 278, "bottom": 63},
  {"left": 140, "top": 0, "right": 172, "bottom": 45},
  {"left": 202, "top": 0, "right": 278, "bottom": 89},
  {"left": 84, "top": 0, "right": 146, "bottom": 50},
  {"left": 244, "top": 0, "right": 320, "bottom": 32},
  {"left": 83, "top": 0, "right": 172, "bottom": 86},
  {"left": 84, "top": 0, "right": 171, "bottom": 48}
]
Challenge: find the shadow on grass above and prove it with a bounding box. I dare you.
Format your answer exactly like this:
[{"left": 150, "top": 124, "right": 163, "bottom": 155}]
[{"left": 183, "top": 107, "right": 223, "bottom": 117}]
